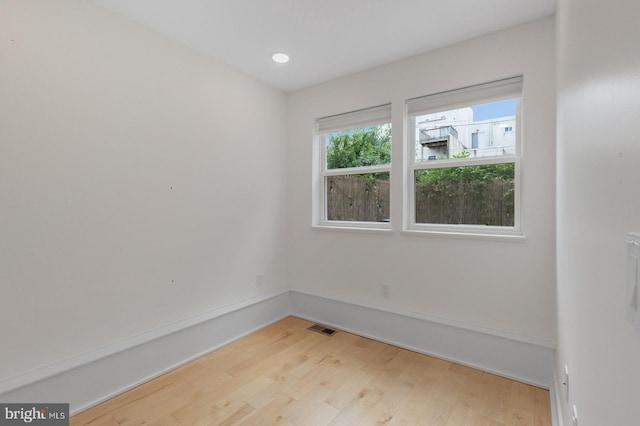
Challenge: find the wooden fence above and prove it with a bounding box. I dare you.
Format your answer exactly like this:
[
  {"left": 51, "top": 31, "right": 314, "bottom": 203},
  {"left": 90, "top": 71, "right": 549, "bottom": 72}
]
[
  {"left": 415, "top": 181, "right": 514, "bottom": 226},
  {"left": 327, "top": 175, "right": 390, "bottom": 222},
  {"left": 327, "top": 175, "right": 513, "bottom": 226}
]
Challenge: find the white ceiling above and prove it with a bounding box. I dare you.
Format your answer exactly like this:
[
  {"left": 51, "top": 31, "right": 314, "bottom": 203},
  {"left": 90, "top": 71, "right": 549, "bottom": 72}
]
[{"left": 90, "top": 0, "right": 556, "bottom": 92}]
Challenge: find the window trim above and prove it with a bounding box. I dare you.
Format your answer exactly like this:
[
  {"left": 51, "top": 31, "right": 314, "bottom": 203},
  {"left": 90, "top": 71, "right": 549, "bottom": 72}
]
[
  {"left": 315, "top": 104, "right": 392, "bottom": 230},
  {"left": 405, "top": 77, "right": 524, "bottom": 238}
]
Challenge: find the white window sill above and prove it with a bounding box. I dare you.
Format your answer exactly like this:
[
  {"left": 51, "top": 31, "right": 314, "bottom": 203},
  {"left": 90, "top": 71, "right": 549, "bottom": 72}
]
[
  {"left": 401, "top": 228, "right": 527, "bottom": 242},
  {"left": 313, "top": 222, "right": 393, "bottom": 235}
]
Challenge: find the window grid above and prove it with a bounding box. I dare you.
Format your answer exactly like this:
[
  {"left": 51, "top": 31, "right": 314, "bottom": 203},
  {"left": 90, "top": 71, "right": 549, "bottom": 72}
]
[
  {"left": 317, "top": 105, "right": 392, "bottom": 228},
  {"left": 406, "top": 78, "right": 523, "bottom": 236}
]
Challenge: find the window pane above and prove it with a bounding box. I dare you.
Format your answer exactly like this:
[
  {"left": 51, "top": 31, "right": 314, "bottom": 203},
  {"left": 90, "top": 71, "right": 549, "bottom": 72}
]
[
  {"left": 414, "top": 163, "right": 515, "bottom": 226},
  {"left": 326, "top": 124, "right": 391, "bottom": 170},
  {"left": 413, "top": 99, "right": 517, "bottom": 162},
  {"left": 326, "top": 173, "right": 390, "bottom": 222}
]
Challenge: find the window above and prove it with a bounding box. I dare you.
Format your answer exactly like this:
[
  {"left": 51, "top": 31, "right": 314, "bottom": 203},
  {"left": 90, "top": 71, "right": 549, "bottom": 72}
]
[
  {"left": 406, "top": 77, "right": 523, "bottom": 236},
  {"left": 316, "top": 105, "right": 392, "bottom": 228}
]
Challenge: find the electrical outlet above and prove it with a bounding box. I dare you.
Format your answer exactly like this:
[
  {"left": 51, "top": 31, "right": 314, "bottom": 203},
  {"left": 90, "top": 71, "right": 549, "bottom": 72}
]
[
  {"left": 563, "top": 365, "right": 570, "bottom": 402},
  {"left": 256, "top": 274, "right": 264, "bottom": 288},
  {"left": 380, "top": 284, "right": 390, "bottom": 298}
]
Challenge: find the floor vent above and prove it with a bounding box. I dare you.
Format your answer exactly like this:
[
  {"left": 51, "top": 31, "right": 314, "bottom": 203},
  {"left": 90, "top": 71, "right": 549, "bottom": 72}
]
[{"left": 308, "top": 324, "right": 337, "bottom": 336}]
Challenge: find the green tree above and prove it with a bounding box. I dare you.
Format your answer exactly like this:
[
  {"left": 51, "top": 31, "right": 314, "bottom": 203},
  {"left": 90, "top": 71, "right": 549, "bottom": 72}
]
[
  {"left": 415, "top": 151, "right": 514, "bottom": 186},
  {"left": 326, "top": 125, "right": 391, "bottom": 170}
]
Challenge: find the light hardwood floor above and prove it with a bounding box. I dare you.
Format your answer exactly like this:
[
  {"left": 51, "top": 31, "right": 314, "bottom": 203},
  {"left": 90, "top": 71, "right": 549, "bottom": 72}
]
[{"left": 71, "top": 316, "right": 551, "bottom": 426}]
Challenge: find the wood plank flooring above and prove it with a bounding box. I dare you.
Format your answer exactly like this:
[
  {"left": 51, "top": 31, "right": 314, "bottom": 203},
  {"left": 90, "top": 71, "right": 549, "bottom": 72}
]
[{"left": 71, "top": 316, "right": 551, "bottom": 426}]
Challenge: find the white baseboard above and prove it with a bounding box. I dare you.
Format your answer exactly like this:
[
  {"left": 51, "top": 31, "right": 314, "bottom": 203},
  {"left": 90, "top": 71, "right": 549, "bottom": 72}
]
[
  {"left": 0, "top": 287, "right": 557, "bottom": 417},
  {"left": 290, "top": 289, "right": 556, "bottom": 389},
  {"left": 0, "top": 289, "right": 291, "bottom": 415}
]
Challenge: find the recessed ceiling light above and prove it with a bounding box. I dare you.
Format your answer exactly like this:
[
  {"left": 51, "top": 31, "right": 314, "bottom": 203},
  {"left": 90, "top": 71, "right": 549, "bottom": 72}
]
[{"left": 272, "top": 52, "right": 290, "bottom": 64}]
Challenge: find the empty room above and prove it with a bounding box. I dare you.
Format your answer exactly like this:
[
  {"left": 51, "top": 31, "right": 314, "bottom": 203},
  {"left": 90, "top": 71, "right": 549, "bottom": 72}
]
[{"left": 2, "top": 0, "right": 639, "bottom": 425}]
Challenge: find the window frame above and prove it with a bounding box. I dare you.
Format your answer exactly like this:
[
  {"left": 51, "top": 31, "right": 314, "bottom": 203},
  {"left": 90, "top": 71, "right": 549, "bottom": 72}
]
[
  {"left": 405, "top": 77, "right": 524, "bottom": 238},
  {"left": 315, "top": 104, "right": 393, "bottom": 230}
]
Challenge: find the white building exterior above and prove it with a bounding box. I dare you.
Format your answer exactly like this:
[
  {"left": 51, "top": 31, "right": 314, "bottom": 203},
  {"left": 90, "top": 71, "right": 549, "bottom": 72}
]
[{"left": 415, "top": 107, "right": 516, "bottom": 161}]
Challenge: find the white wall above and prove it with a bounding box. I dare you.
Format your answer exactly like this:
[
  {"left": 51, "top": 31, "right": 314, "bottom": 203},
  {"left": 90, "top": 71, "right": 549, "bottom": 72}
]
[
  {"left": 556, "top": 0, "right": 640, "bottom": 424},
  {"left": 0, "top": 0, "right": 287, "bottom": 381},
  {"left": 286, "top": 18, "right": 556, "bottom": 342}
]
